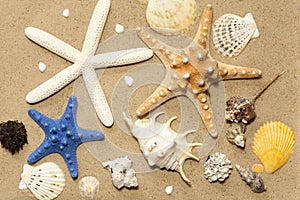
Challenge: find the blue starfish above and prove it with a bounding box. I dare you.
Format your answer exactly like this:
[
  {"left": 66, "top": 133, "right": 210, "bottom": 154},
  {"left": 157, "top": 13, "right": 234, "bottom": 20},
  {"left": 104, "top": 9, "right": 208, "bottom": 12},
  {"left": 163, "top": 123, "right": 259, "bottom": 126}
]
[{"left": 27, "top": 96, "right": 104, "bottom": 178}]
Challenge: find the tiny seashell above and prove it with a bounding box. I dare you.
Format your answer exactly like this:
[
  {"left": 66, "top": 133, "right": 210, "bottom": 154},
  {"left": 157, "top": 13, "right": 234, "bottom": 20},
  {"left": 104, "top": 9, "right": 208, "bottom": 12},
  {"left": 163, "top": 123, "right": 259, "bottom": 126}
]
[
  {"left": 226, "top": 123, "right": 246, "bottom": 148},
  {"left": 19, "top": 162, "right": 65, "bottom": 200},
  {"left": 124, "top": 75, "right": 134, "bottom": 87},
  {"left": 124, "top": 112, "right": 202, "bottom": 183},
  {"left": 203, "top": 152, "right": 232, "bottom": 183},
  {"left": 213, "top": 13, "right": 259, "bottom": 57},
  {"left": 252, "top": 121, "right": 294, "bottom": 173},
  {"left": 235, "top": 164, "right": 266, "bottom": 193},
  {"left": 146, "top": 0, "right": 198, "bottom": 35},
  {"left": 38, "top": 62, "right": 46, "bottom": 73},
  {"left": 115, "top": 23, "right": 124, "bottom": 33},
  {"left": 62, "top": 9, "right": 70, "bottom": 18},
  {"left": 78, "top": 176, "right": 100, "bottom": 200},
  {"left": 165, "top": 185, "right": 173, "bottom": 195}
]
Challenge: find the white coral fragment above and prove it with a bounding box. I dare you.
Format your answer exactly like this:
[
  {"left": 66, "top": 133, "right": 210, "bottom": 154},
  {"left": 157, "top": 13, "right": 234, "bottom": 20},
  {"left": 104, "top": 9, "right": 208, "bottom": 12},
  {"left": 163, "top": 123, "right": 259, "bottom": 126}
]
[
  {"left": 204, "top": 152, "right": 232, "bottom": 183},
  {"left": 102, "top": 156, "right": 138, "bottom": 189}
]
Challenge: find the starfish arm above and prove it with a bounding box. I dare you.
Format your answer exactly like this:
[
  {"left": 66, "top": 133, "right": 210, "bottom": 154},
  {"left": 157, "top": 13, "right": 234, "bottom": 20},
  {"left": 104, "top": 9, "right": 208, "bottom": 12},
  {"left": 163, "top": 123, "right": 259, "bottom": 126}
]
[
  {"left": 81, "top": 0, "right": 110, "bottom": 56},
  {"left": 217, "top": 62, "right": 262, "bottom": 80},
  {"left": 138, "top": 30, "right": 184, "bottom": 66},
  {"left": 61, "top": 147, "right": 79, "bottom": 178},
  {"left": 90, "top": 48, "right": 153, "bottom": 69},
  {"left": 193, "top": 4, "right": 213, "bottom": 49},
  {"left": 82, "top": 67, "right": 113, "bottom": 127},
  {"left": 26, "top": 63, "right": 81, "bottom": 103},
  {"left": 77, "top": 127, "right": 104, "bottom": 143},
  {"left": 136, "top": 71, "right": 177, "bottom": 117},
  {"left": 186, "top": 91, "right": 218, "bottom": 137},
  {"left": 25, "top": 27, "right": 80, "bottom": 63}
]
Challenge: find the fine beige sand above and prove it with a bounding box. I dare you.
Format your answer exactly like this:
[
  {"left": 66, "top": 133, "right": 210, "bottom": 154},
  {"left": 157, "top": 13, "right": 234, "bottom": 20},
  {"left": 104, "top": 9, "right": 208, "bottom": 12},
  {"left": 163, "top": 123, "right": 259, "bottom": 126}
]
[{"left": 0, "top": 0, "right": 299, "bottom": 199}]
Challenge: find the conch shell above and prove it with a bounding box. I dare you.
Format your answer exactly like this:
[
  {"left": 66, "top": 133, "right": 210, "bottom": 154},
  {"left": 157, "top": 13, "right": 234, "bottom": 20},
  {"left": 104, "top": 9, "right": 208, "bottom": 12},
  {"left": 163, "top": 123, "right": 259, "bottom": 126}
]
[{"left": 123, "top": 112, "right": 202, "bottom": 183}]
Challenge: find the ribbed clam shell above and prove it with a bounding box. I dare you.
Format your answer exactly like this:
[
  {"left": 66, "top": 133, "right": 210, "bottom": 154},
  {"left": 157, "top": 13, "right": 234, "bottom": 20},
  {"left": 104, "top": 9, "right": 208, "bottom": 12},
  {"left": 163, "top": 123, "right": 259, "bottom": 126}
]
[
  {"left": 252, "top": 121, "right": 294, "bottom": 173},
  {"left": 79, "top": 176, "right": 100, "bottom": 200},
  {"left": 20, "top": 162, "right": 65, "bottom": 200},
  {"left": 213, "top": 13, "right": 259, "bottom": 57},
  {"left": 146, "top": 0, "right": 198, "bottom": 35}
]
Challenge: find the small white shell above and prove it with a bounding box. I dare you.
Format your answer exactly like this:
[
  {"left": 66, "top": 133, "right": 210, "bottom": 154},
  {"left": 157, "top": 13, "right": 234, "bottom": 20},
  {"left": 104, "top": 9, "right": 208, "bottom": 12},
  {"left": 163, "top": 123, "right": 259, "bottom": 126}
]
[
  {"left": 62, "top": 9, "right": 70, "bottom": 18},
  {"left": 19, "top": 162, "right": 65, "bottom": 200},
  {"left": 146, "top": 0, "right": 198, "bottom": 35},
  {"left": 115, "top": 24, "right": 124, "bottom": 33},
  {"left": 124, "top": 75, "right": 134, "bottom": 86},
  {"left": 38, "top": 62, "right": 46, "bottom": 72},
  {"left": 165, "top": 185, "right": 173, "bottom": 195},
  {"left": 78, "top": 176, "right": 100, "bottom": 200},
  {"left": 213, "top": 13, "right": 259, "bottom": 57}
]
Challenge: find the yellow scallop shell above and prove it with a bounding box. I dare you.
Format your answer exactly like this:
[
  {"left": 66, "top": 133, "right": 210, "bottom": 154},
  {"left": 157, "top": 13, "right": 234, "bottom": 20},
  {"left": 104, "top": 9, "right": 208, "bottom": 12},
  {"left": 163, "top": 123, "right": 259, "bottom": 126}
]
[{"left": 252, "top": 121, "right": 294, "bottom": 173}]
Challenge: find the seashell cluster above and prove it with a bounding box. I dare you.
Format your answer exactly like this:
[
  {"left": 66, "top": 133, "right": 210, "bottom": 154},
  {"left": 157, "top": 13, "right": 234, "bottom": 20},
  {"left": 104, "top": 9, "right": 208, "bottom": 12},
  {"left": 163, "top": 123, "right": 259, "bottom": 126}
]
[
  {"left": 124, "top": 112, "right": 202, "bottom": 183},
  {"left": 252, "top": 121, "right": 294, "bottom": 173},
  {"left": 235, "top": 164, "right": 266, "bottom": 193},
  {"left": 19, "top": 162, "right": 65, "bottom": 200},
  {"left": 226, "top": 122, "right": 246, "bottom": 148},
  {"left": 102, "top": 156, "right": 138, "bottom": 189},
  {"left": 78, "top": 176, "right": 100, "bottom": 200},
  {"left": 213, "top": 13, "right": 259, "bottom": 57},
  {"left": 146, "top": 0, "right": 198, "bottom": 35},
  {"left": 225, "top": 71, "right": 285, "bottom": 124},
  {"left": 203, "top": 152, "right": 232, "bottom": 182}
]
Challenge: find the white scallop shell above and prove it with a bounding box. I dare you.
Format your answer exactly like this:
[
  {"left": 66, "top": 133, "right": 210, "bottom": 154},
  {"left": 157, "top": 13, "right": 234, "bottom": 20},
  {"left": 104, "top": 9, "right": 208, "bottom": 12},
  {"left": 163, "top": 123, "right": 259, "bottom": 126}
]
[
  {"left": 78, "top": 176, "right": 100, "bottom": 200},
  {"left": 146, "top": 0, "right": 198, "bottom": 35},
  {"left": 19, "top": 162, "right": 65, "bottom": 200},
  {"left": 124, "top": 112, "right": 202, "bottom": 183},
  {"left": 213, "top": 13, "right": 259, "bottom": 57}
]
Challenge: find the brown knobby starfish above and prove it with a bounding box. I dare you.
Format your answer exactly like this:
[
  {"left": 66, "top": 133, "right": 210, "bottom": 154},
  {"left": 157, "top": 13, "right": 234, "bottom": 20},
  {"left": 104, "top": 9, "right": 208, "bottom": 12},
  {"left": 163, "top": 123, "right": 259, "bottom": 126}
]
[{"left": 136, "top": 5, "right": 262, "bottom": 137}]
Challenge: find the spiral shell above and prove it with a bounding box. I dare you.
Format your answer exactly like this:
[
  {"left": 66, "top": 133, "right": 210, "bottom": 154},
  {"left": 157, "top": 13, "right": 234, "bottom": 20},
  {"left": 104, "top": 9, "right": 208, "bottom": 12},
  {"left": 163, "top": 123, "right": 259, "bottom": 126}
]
[
  {"left": 252, "top": 121, "right": 294, "bottom": 173},
  {"left": 146, "top": 0, "right": 198, "bottom": 35},
  {"left": 124, "top": 112, "right": 202, "bottom": 183},
  {"left": 19, "top": 162, "right": 65, "bottom": 200},
  {"left": 213, "top": 13, "right": 259, "bottom": 57}
]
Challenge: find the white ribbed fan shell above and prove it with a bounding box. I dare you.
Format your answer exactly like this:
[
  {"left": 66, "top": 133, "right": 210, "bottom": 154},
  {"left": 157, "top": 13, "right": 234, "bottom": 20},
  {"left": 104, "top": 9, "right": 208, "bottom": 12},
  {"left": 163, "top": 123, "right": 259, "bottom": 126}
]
[
  {"left": 213, "top": 13, "right": 259, "bottom": 57},
  {"left": 146, "top": 0, "right": 198, "bottom": 35},
  {"left": 252, "top": 121, "right": 294, "bottom": 173},
  {"left": 19, "top": 162, "right": 65, "bottom": 200}
]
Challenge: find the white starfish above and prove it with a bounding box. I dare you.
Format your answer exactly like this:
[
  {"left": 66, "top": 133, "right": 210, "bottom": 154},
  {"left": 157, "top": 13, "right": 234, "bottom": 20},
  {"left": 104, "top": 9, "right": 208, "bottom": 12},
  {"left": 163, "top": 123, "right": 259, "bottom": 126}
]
[{"left": 25, "top": 0, "right": 153, "bottom": 127}]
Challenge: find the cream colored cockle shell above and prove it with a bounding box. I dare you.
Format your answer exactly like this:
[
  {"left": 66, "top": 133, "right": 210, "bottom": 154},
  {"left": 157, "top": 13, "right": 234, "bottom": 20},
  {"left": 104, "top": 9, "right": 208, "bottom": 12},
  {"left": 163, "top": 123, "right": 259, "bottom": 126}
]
[
  {"left": 252, "top": 121, "right": 294, "bottom": 173},
  {"left": 145, "top": 0, "right": 198, "bottom": 35},
  {"left": 78, "top": 176, "right": 100, "bottom": 200},
  {"left": 123, "top": 112, "right": 202, "bottom": 183},
  {"left": 19, "top": 162, "right": 65, "bottom": 200},
  {"left": 213, "top": 13, "right": 259, "bottom": 57}
]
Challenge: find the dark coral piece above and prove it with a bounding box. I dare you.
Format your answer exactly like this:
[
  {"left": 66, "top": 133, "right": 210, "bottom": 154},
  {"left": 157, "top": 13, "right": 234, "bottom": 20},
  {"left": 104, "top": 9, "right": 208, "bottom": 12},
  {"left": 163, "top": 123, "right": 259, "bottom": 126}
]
[{"left": 0, "top": 120, "right": 28, "bottom": 154}]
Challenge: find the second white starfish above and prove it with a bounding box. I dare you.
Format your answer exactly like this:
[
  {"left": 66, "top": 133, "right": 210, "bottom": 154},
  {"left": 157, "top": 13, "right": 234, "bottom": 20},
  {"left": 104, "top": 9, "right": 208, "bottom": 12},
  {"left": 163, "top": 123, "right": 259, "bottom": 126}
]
[{"left": 25, "top": 0, "right": 153, "bottom": 127}]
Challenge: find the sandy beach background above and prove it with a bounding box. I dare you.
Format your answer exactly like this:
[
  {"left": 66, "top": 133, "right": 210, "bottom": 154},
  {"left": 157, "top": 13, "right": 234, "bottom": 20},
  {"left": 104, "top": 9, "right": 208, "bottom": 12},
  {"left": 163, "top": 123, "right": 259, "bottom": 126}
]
[{"left": 0, "top": 0, "right": 299, "bottom": 199}]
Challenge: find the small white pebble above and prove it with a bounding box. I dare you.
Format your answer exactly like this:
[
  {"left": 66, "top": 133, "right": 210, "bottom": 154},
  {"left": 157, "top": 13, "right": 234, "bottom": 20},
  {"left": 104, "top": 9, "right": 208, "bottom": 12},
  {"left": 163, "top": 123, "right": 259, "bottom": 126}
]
[
  {"left": 124, "top": 75, "right": 134, "bottom": 87},
  {"left": 165, "top": 185, "right": 173, "bottom": 195},
  {"left": 38, "top": 62, "right": 46, "bottom": 73},
  {"left": 62, "top": 9, "right": 70, "bottom": 18},
  {"left": 115, "top": 24, "right": 124, "bottom": 33}
]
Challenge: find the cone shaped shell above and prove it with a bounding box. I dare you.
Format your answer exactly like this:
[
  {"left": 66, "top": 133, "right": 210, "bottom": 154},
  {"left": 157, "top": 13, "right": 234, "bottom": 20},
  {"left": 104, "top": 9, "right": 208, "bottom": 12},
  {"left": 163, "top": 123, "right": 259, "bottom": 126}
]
[
  {"left": 20, "top": 162, "right": 65, "bottom": 200},
  {"left": 213, "top": 13, "right": 259, "bottom": 57},
  {"left": 146, "top": 0, "right": 198, "bottom": 35},
  {"left": 252, "top": 121, "right": 294, "bottom": 173}
]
